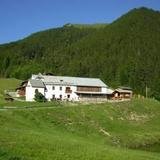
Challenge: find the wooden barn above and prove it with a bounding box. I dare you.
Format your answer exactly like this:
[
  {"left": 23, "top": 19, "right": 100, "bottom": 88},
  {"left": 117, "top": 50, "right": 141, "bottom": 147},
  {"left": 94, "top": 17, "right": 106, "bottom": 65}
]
[
  {"left": 16, "top": 80, "right": 28, "bottom": 97},
  {"left": 112, "top": 87, "right": 133, "bottom": 100}
]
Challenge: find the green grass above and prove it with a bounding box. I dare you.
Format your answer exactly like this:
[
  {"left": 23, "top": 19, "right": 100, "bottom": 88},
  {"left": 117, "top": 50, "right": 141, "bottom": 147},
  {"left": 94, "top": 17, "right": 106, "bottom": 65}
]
[
  {"left": 0, "top": 78, "right": 21, "bottom": 93},
  {"left": 0, "top": 78, "right": 21, "bottom": 100},
  {"left": 0, "top": 98, "right": 160, "bottom": 160},
  {"left": 0, "top": 100, "right": 61, "bottom": 108}
]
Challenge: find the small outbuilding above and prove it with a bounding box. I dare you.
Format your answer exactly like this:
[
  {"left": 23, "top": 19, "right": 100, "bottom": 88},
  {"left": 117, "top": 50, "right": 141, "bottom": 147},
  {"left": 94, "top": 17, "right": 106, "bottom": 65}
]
[
  {"left": 112, "top": 87, "right": 133, "bottom": 100},
  {"left": 16, "top": 80, "right": 28, "bottom": 97}
]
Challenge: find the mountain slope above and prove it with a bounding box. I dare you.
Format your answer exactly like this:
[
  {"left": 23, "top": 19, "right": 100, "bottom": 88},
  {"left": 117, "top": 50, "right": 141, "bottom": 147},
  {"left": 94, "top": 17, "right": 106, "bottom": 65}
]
[{"left": 0, "top": 7, "right": 160, "bottom": 99}]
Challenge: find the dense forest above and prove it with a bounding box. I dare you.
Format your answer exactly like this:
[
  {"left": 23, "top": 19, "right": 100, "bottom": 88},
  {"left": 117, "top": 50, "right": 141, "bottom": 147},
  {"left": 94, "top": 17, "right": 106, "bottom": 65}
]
[{"left": 0, "top": 7, "right": 160, "bottom": 100}]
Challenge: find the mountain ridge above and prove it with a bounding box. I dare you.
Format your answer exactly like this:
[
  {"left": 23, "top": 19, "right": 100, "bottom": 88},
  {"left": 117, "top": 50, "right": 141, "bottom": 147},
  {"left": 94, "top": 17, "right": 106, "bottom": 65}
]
[{"left": 0, "top": 7, "right": 160, "bottom": 100}]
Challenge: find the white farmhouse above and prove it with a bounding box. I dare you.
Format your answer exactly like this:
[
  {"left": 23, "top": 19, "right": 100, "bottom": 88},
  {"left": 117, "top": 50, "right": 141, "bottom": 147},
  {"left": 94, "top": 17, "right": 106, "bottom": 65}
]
[{"left": 26, "top": 74, "right": 113, "bottom": 102}]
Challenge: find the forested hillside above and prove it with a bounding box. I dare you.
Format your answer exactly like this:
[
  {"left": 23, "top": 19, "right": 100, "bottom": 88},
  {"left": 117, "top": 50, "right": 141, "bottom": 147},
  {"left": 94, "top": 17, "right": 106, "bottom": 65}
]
[{"left": 0, "top": 7, "right": 160, "bottom": 99}]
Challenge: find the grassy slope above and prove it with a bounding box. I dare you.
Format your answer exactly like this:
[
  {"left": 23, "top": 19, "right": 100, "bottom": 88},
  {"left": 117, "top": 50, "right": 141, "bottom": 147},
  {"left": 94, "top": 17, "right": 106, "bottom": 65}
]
[
  {"left": 0, "top": 78, "right": 21, "bottom": 93},
  {"left": 0, "top": 78, "right": 21, "bottom": 99},
  {"left": 0, "top": 99, "right": 160, "bottom": 160}
]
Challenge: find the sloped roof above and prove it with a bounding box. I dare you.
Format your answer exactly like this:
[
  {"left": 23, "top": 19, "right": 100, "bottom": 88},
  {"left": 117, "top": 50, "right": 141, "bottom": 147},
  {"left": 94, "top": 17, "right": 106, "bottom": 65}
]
[
  {"left": 118, "top": 86, "right": 132, "bottom": 90},
  {"left": 31, "top": 74, "right": 107, "bottom": 87},
  {"left": 115, "top": 88, "right": 132, "bottom": 93},
  {"left": 29, "top": 79, "right": 45, "bottom": 88},
  {"left": 107, "top": 88, "right": 114, "bottom": 94}
]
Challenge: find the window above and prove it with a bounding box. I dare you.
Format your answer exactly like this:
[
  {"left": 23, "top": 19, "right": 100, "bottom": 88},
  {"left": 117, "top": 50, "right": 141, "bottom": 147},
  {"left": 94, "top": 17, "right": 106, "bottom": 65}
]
[
  {"left": 65, "top": 87, "right": 72, "bottom": 93},
  {"left": 66, "top": 87, "right": 70, "bottom": 90},
  {"left": 35, "top": 89, "right": 39, "bottom": 93},
  {"left": 60, "top": 86, "right": 62, "bottom": 90},
  {"left": 52, "top": 86, "right": 55, "bottom": 90}
]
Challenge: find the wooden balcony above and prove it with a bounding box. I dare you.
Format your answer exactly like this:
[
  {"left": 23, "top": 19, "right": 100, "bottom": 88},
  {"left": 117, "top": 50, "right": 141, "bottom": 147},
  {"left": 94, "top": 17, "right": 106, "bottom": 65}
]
[{"left": 65, "top": 90, "right": 72, "bottom": 93}]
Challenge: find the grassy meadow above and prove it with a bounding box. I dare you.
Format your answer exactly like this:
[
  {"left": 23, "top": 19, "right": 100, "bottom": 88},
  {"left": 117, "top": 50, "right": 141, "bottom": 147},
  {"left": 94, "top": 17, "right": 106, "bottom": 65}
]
[
  {"left": 0, "top": 78, "right": 21, "bottom": 98},
  {"left": 0, "top": 78, "right": 160, "bottom": 159},
  {"left": 0, "top": 98, "right": 160, "bottom": 160}
]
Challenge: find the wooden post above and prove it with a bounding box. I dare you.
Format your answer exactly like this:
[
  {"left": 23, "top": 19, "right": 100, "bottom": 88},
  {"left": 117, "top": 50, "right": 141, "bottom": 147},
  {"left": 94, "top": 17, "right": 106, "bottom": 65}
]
[{"left": 146, "top": 85, "right": 148, "bottom": 98}]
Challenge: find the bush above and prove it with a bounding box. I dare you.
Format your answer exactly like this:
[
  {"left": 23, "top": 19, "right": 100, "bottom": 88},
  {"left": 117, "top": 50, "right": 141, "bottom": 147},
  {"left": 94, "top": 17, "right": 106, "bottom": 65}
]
[{"left": 34, "top": 89, "right": 46, "bottom": 102}]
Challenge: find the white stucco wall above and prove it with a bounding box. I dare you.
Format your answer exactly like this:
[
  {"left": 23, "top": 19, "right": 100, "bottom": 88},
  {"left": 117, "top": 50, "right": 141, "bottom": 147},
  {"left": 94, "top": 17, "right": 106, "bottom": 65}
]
[
  {"left": 106, "top": 88, "right": 114, "bottom": 94},
  {"left": 101, "top": 87, "right": 107, "bottom": 94},
  {"left": 69, "top": 86, "right": 79, "bottom": 101},
  {"left": 26, "top": 82, "right": 45, "bottom": 101},
  {"left": 26, "top": 85, "right": 111, "bottom": 102},
  {"left": 44, "top": 85, "right": 79, "bottom": 101}
]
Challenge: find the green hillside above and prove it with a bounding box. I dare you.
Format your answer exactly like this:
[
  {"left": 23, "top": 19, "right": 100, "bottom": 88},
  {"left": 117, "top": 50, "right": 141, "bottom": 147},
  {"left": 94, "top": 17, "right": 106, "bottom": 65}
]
[
  {"left": 0, "top": 7, "right": 160, "bottom": 100},
  {"left": 0, "top": 99, "right": 160, "bottom": 159},
  {"left": 0, "top": 78, "right": 21, "bottom": 100}
]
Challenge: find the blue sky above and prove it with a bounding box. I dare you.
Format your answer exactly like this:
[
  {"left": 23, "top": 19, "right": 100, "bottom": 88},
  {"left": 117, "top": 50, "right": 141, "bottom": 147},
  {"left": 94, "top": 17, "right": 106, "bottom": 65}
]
[{"left": 0, "top": 0, "right": 160, "bottom": 44}]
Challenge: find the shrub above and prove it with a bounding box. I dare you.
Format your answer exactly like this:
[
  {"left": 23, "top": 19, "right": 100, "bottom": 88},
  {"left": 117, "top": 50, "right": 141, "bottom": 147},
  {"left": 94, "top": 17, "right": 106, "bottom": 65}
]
[{"left": 34, "top": 89, "right": 46, "bottom": 102}]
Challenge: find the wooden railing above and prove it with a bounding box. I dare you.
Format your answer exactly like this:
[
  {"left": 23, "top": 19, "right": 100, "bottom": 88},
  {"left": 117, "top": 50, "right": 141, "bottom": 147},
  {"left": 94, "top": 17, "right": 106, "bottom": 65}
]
[{"left": 65, "top": 90, "right": 72, "bottom": 93}]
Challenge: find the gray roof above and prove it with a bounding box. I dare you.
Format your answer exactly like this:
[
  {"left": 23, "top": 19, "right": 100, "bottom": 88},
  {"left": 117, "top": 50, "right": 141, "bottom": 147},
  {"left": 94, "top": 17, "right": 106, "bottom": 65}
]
[
  {"left": 118, "top": 86, "right": 132, "bottom": 90},
  {"left": 115, "top": 88, "right": 132, "bottom": 93},
  {"left": 32, "top": 74, "right": 107, "bottom": 87},
  {"left": 29, "top": 79, "right": 45, "bottom": 88},
  {"left": 107, "top": 88, "right": 114, "bottom": 94}
]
